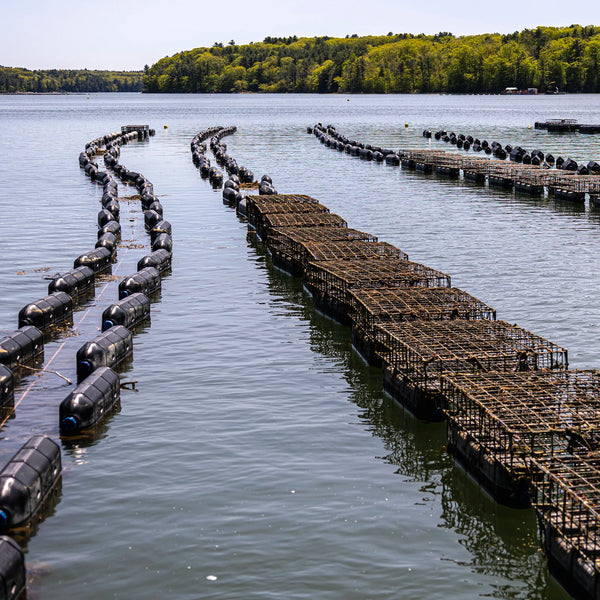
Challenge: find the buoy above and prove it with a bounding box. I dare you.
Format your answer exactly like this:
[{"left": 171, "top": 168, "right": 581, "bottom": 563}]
[
  {"left": 60, "top": 367, "right": 120, "bottom": 434},
  {"left": 163, "top": 125, "right": 168, "bottom": 129},
  {"left": 18, "top": 292, "right": 73, "bottom": 331},
  {"left": 101, "top": 293, "right": 150, "bottom": 331},
  {"left": 0, "top": 435, "right": 61, "bottom": 532},
  {"left": 76, "top": 325, "right": 133, "bottom": 383},
  {"left": 405, "top": 123, "right": 409, "bottom": 128},
  {"left": 0, "top": 327, "right": 44, "bottom": 370}
]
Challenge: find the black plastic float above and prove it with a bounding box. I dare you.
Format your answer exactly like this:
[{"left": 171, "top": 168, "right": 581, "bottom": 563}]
[
  {"left": 119, "top": 267, "right": 161, "bottom": 299},
  {"left": 0, "top": 435, "right": 61, "bottom": 532},
  {"left": 0, "top": 366, "right": 13, "bottom": 410},
  {"left": 48, "top": 265, "right": 95, "bottom": 298},
  {"left": 17, "top": 292, "right": 73, "bottom": 330},
  {"left": 0, "top": 535, "right": 25, "bottom": 600},
  {"left": 101, "top": 293, "right": 150, "bottom": 331},
  {"left": 136, "top": 250, "right": 171, "bottom": 274},
  {"left": 73, "top": 247, "right": 112, "bottom": 273},
  {"left": 59, "top": 366, "right": 120, "bottom": 434},
  {"left": 76, "top": 325, "right": 133, "bottom": 383},
  {"left": 0, "top": 327, "right": 44, "bottom": 370}
]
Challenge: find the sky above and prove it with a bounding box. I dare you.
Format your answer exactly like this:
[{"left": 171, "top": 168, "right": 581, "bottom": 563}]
[{"left": 3, "top": 0, "right": 600, "bottom": 71}]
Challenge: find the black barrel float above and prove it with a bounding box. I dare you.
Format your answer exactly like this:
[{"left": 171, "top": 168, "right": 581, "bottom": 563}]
[
  {"left": 150, "top": 220, "right": 172, "bottom": 243},
  {"left": 0, "top": 435, "right": 61, "bottom": 532},
  {"left": 98, "top": 220, "right": 121, "bottom": 240},
  {"left": 98, "top": 208, "right": 118, "bottom": 228},
  {"left": 137, "top": 250, "right": 171, "bottom": 274},
  {"left": 144, "top": 210, "right": 162, "bottom": 230},
  {"left": 147, "top": 201, "right": 163, "bottom": 216},
  {"left": 102, "top": 293, "right": 150, "bottom": 331},
  {"left": 95, "top": 232, "right": 118, "bottom": 257},
  {"left": 0, "top": 535, "right": 25, "bottom": 599},
  {"left": 18, "top": 292, "right": 73, "bottom": 331},
  {"left": 48, "top": 266, "right": 95, "bottom": 298},
  {"left": 76, "top": 325, "right": 133, "bottom": 383},
  {"left": 151, "top": 233, "right": 173, "bottom": 253},
  {"left": 103, "top": 199, "right": 120, "bottom": 219},
  {"left": 0, "top": 327, "right": 44, "bottom": 370},
  {"left": 0, "top": 366, "right": 13, "bottom": 410},
  {"left": 59, "top": 366, "right": 120, "bottom": 434},
  {"left": 74, "top": 247, "right": 112, "bottom": 273},
  {"left": 223, "top": 187, "right": 238, "bottom": 204},
  {"left": 119, "top": 266, "right": 164, "bottom": 300}
]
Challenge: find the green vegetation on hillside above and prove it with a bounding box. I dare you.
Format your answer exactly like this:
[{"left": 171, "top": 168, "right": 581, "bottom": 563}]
[
  {"left": 143, "top": 25, "right": 600, "bottom": 93},
  {"left": 0, "top": 67, "right": 144, "bottom": 93}
]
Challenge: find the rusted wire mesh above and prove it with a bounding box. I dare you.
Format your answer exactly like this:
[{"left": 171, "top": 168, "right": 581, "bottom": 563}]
[
  {"left": 377, "top": 319, "right": 568, "bottom": 394},
  {"left": 305, "top": 258, "right": 451, "bottom": 304},
  {"left": 247, "top": 194, "right": 329, "bottom": 233},
  {"left": 442, "top": 371, "right": 600, "bottom": 475},
  {"left": 533, "top": 452, "right": 600, "bottom": 564},
  {"left": 349, "top": 287, "right": 496, "bottom": 334},
  {"left": 258, "top": 213, "right": 348, "bottom": 239}
]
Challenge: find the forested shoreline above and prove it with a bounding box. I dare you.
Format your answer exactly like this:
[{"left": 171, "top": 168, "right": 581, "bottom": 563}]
[
  {"left": 143, "top": 26, "right": 600, "bottom": 94},
  {"left": 0, "top": 67, "right": 143, "bottom": 93}
]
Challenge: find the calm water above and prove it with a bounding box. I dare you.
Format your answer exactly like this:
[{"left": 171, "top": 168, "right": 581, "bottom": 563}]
[{"left": 2, "top": 93, "right": 600, "bottom": 599}]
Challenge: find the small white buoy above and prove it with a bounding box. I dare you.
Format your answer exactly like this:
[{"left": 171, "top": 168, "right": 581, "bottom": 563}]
[
  {"left": 207, "top": 575, "right": 217, "bottom": 581},
  {"left": 527, "top": 124, "right": 532, "bottom": 129}
]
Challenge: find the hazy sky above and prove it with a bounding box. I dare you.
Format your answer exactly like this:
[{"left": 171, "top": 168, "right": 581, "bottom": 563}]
[{"left": 3, "top": 0, "right": 600, "bottom": 71}]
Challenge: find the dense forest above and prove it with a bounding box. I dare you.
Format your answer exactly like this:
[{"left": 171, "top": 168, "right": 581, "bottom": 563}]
[
  {"left": 0, "top": 67, "right": 143, "bottom": 93},
  {"left": 143, "top": 25, "right": 600, "bottom": 94}
]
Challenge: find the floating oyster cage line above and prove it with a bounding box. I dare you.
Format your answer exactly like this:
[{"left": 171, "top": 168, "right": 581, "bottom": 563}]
[
  {"left": 398, "top": 148, "right": 600, "bottom": 194},
  {"left": 349, "top": 287, "right": 497, "bottom": 332},
  {"left": 306, "top": 257, "right": 451, "bottom": 303},
  {"left": 376, "top": 319, "right": 568, "bottom": 385},
  {"left": 442, "top": 370, "right": 600, "bottom": 462}
]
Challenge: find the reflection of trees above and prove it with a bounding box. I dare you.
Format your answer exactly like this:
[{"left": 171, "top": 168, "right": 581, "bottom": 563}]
[{"left": 248, "top": 229, "right": 569, "bottom": 600}]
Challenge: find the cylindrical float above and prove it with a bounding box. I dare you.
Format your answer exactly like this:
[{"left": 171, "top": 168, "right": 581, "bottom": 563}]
[
  {"left": 18, "top": 292, "right": 73, "bottom": 330},
  {"left": 0, "top": 435, "right": 61, "bottom": 532},
  {"left": 119, "top": 267, "right": 161, "bottom": 298},
  {"left": 74, "top": 247, "right": 112, "bottom": 273},
  {"left": 102, "top": 293, "right": 150, "bottom": 331},
  {"left": 0, "top": 535, "right": 25, "bottom": 600},
  {"left": 136, "top": 250, "right": 171, "bottom": 274},
  {"left": 0, "top": 327, "right": 44, "bottom": 369},
  {"left": 48, "top": 266, "right": 95, "bottom": 298},
  {"left": 76, "top": 325, "right": 133, "bottom": 383},
  {"left": 0, "top": 366, "right": 13, "bottom": 410},
  {"left": 59, "top": 366, "right": 120, "bottom": 434}
]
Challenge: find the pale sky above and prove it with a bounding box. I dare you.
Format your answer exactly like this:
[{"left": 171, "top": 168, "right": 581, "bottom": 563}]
[{"left": 2, "top": 0, "right": 599, "bottom": 71}]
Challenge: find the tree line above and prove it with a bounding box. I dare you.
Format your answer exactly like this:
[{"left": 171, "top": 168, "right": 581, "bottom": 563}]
[
  {"left": 142, "top": 25, "right": 600, "bottom": 94},
  {"left": 0, "top": 67, "right": 144, "bottom": 93}
]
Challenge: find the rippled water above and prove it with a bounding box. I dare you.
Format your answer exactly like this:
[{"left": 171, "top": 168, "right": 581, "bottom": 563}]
[{"left": 2, "top": 93, "right": 600, "bottom": 599}]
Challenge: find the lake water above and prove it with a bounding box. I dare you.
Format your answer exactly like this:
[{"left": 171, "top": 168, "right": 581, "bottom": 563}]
[{"left": 2, "top": 92, "right": 600, "bottom": 599}]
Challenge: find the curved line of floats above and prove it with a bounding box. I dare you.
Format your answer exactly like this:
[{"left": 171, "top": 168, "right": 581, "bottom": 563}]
[
  {"left": 423, "top": 128, "right": 600, "bottom": 174},
  {"left": 190, "top": 122, "right": 600, "bottom": 600},
  {"left": 0, "top": 124, "right": 174, "bottom": 597}
]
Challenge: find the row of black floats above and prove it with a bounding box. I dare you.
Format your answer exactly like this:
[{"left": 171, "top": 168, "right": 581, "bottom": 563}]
[
  {"left": 0, "top": 125, "right": 165, "bottom": 597},
  {"left": 424, "top": 128, "right": 600, "bottom": 174},
  {"left": 65, "top": 125, "right": 169, "bottom": 436}
]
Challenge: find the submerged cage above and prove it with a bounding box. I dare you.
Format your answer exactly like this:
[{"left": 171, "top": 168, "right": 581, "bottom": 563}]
[
  {"left": 377, "top": 319, "right": 568, "bottom": 395},
  {"left": 441, "top": 371, "right": 600, "bottom": 507},
  {"left": 349, "top": 286, "right": 496, "bottom": 334},
  {"left": 533, "top": 452, "right": 600, "bottom": 596},
  {"left": 258, "top": 212, "right": 348, "bottom": 240}
]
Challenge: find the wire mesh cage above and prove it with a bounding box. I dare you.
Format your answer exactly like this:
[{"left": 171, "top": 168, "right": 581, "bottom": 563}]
[
  {"left": 349, "top": 286, "right": 496, "bottom": 338},
  {"left": 377, "top": 319, "right": 568, "bottom": 395},
  {"left": 533, "top": 452, "right": 600, "bottom": 566},
  {"left": 258, "top": 212, "right": 347, "bottom": 239},
  {"left": 442, "top": 370, "right": 600, "bottom": 489},
  {"left": 305, "top": 258, "right": 451, "bottom": 305}
]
